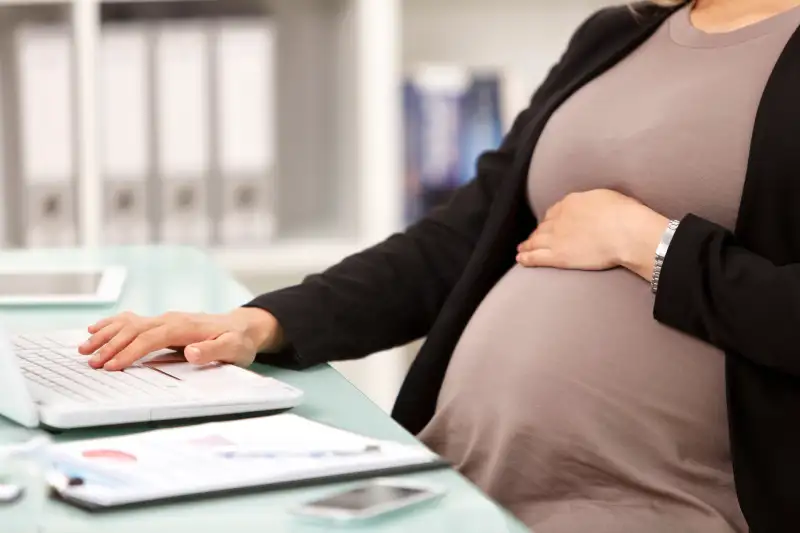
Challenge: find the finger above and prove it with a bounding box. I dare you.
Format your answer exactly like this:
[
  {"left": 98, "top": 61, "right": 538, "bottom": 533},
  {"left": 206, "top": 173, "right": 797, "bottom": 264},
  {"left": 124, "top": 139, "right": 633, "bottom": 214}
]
[
  {"left": 518, "top": 226, "right": 552, "bottom": 253},
  {"left": 105, "top": 313, "right": 228, "bottom": 370},
  {"left": 517, "top": 249, "right": 559, "bottom": 268},
  {"left": 520, "top": 220, "right": 553, "bottom": 248},
  {"left": 90, "top": 322, "right": 154, "bottom": 369},
  {"left": 88, "top": 313, "right": 130, "bottom": 334},
  {"left": 88, "top": 317, "right": 114, "bottom": 334},
  {"left": 153, "top": 313, "right": 220, "bottom": 348},
  {"left": 104, "top": 325, "right": 170, "bottom": 371},
  {"left": 185, "top": 332, "right": 252, "bottom": 367},
  {"left": 79, "top": 322, "right": 125, "bottom": 355}
]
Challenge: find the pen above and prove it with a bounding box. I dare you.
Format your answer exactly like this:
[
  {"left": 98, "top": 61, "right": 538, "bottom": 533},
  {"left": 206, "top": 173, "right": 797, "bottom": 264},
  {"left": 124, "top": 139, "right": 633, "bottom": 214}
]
[{"left": 217, "top": 444, "right": 381, "bottom": 460}]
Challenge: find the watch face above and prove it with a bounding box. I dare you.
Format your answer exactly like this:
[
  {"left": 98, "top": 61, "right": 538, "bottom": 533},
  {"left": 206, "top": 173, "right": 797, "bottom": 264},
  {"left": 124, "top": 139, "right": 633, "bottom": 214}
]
[{"left": 655, "top": 220, "right": 680, "bottom": 256}]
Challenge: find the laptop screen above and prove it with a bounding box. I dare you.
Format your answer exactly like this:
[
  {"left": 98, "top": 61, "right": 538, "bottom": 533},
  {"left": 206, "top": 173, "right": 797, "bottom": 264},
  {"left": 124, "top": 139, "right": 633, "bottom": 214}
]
[{"left": 0, "top": 273, "right": 102, "bottom": 296}]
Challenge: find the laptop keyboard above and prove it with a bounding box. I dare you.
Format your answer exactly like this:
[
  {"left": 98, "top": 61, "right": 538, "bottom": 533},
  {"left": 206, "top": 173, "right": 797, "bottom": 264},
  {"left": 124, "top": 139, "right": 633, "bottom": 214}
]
[{"left": 12, "top": 334, "right": 184, "bottom": 405}]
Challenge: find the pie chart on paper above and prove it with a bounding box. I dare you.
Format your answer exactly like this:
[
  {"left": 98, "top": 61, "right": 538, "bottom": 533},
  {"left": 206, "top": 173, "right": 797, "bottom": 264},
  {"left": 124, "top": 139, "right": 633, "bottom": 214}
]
[{"left": 81, "top": 449, "right": 138, "bottom": 462}]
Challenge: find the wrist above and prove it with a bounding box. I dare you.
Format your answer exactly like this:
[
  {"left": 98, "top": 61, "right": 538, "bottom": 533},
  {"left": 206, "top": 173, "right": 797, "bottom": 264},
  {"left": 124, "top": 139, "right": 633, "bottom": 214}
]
[
  {"left": 617, "top": 206, "right": 670, "bottom": 281},
  {"left": 231, "top": 307, "right": 286, "bottom": 353}
]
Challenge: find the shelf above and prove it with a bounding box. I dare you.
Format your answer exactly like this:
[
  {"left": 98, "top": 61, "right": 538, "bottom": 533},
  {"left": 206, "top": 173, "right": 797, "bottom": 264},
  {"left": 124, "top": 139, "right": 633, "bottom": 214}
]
[{"left": 211, "top": 240, "right": 364, "bottom": 275}]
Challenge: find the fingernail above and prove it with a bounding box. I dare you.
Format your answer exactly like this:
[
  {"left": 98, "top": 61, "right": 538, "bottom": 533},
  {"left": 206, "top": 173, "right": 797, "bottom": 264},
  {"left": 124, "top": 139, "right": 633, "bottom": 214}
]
[
  {"left": 185, "top": 346, "right": 200, "bottom": 363},
  {"left": 103, "top": 360, "right": 118, "bottom": 371},
  {"left": 516, "top": 254, "right": 522, "bottom": 261}
]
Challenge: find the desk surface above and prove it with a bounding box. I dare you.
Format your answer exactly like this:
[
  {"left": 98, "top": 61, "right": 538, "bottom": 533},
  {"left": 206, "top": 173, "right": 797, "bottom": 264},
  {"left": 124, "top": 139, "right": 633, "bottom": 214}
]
[{"left": 0, "top": 246, "right": 527, "bottom": 533}]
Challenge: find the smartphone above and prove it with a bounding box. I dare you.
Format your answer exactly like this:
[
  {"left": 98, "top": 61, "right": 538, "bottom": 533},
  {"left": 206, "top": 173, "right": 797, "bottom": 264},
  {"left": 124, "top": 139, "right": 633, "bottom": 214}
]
[{"left": 293, "top": 479, "right": 444, "bottom": 522}]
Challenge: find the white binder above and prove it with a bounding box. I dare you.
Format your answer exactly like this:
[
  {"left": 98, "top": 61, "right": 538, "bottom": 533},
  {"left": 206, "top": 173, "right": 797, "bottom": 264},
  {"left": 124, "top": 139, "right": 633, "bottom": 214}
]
[
  {"left": 215, "top": 19, "right": 276, "bottom": 246},
  {"left": 100, "top": 23, "right": 151, "bottom": 245},
  {"left": 15, "top": 24, "right": 76, "bottom": 248},
  {"left": 155, "top": 22, "right": 210, "bottom": 246}
]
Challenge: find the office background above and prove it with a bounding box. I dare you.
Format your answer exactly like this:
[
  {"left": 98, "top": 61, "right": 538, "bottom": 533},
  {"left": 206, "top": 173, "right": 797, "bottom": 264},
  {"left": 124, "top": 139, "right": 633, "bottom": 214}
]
[{"left": 0, "top": 0, "right": 613, "bottom": 412}]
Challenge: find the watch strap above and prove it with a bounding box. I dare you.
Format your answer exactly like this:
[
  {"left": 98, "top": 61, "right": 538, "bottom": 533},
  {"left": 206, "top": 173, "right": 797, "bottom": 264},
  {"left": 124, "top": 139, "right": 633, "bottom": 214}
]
[{"left": 651, "top": 219, "right": 681, "bottom": 294}]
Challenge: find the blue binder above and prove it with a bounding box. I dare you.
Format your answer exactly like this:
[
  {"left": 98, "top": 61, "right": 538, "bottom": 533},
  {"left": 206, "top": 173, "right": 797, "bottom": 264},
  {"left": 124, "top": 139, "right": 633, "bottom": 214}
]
[{"left": 403, "top": 72, "right": 504, "bottom": 224}]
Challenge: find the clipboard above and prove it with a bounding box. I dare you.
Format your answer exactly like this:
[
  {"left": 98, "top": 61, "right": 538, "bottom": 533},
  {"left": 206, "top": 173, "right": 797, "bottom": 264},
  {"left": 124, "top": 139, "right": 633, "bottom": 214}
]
[
  {"left": 41, "top": 414, "right": 449, "bottom": 511},
  {"left": 48, "top": 459, "right": 449, "bottom": 512}
]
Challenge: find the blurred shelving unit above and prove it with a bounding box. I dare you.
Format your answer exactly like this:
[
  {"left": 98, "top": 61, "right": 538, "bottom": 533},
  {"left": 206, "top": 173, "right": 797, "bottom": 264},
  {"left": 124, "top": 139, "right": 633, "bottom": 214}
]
[{"left": 0, "top": 0, "right": 402, "bottom": 264}]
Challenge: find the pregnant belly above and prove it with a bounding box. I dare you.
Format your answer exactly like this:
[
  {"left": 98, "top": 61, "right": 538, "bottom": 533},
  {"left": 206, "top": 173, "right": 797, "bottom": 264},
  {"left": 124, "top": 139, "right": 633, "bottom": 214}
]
[{"left": 421, "top": 265, "right": 735, "bottom": 522}]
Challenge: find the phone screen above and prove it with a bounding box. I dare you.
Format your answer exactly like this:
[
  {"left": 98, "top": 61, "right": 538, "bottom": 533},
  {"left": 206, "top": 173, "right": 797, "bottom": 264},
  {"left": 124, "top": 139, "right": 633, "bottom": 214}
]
[{"left": 306, "top": 484, "right": 430, "bottom": 512}]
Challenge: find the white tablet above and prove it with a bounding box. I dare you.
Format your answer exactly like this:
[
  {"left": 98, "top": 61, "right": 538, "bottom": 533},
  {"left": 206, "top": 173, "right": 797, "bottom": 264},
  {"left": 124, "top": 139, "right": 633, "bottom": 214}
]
[{"left": 0, "top": 266, "right": 126, "bottom": 306}]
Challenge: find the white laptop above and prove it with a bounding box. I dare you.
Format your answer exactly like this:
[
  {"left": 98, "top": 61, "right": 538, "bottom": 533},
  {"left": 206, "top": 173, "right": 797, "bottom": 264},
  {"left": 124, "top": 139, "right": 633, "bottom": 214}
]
[{"left": 0, "top": 329, "right": 304, "bottom": 430}]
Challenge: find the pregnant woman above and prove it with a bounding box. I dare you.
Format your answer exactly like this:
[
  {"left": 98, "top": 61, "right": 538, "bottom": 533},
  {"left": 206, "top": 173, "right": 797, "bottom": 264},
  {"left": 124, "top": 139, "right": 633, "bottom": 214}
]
[{"left": 80, "top": 1, "right": 800, "bottom": 531}]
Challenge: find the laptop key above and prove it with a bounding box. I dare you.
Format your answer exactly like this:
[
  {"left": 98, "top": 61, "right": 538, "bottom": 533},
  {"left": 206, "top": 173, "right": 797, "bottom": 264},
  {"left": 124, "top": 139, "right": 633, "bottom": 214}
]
[
  {"left": 53, "top": 348, "right": 83, "bottom": 359},
  {"left": 101, "top": 371, "right": 165, "bottom": 395},
  {"left": 16, "top": 341, "right": 185, "bottom": 403},
  {"left": 44, "top": 331, "right": 90, "bottom": 347},
  {"left": 25, "top": 382, "right": 76, "bottom": 405},
  {"left": 45, "top": 379, "right": 92, "bottom": 401},
  {"left": 12, "top": 337, "right": 37, "bottom": 350}
]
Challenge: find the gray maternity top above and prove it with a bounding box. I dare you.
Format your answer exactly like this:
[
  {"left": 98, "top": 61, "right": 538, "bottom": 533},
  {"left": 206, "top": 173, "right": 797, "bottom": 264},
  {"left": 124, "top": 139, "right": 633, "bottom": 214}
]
[{"left": 418, "top": 5, "right": 800, "bottom": 533}]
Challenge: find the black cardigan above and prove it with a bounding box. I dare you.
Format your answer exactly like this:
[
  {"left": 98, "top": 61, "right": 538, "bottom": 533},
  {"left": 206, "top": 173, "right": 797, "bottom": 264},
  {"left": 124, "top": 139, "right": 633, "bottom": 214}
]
[{"left": 248, "top": 3, "right": 800, "bottom": 531}]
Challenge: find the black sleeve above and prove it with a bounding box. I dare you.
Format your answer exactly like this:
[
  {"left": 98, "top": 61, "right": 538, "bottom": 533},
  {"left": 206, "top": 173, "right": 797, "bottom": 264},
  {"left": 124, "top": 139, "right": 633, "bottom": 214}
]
[
  {"left": 654, "top": 213, "right": 800, "bottom": 377},
  {"left": 244, "top": 10, "right": 606, "bottom": 370}
]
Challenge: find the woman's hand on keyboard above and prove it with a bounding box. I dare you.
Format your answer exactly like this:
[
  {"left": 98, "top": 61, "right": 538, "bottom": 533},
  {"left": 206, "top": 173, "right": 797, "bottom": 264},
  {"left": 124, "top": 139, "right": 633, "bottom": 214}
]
[{"left": 77, "top": 308, "right": 286, "bottom": 371}]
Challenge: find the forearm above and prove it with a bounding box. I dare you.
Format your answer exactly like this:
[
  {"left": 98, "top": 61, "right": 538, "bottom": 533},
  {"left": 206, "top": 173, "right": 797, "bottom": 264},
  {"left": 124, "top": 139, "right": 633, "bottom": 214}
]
[
  {"left": 653, "top": 214, "right": 800, "bottom": 376},
  {"left": 243, "top": 216, "right": 479, "bottom": 368}
]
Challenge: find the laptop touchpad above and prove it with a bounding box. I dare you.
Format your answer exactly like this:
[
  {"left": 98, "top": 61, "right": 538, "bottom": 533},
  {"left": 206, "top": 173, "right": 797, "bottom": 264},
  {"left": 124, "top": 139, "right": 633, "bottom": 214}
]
[{"left": 146, "top": 361, "right": 267, "bottom": 391}]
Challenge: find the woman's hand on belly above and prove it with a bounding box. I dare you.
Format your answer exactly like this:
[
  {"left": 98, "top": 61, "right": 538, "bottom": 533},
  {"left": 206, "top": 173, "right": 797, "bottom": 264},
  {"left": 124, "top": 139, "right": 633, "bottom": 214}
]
[{"left": 517, "top": 189, "right": 669, "bottom": 280}]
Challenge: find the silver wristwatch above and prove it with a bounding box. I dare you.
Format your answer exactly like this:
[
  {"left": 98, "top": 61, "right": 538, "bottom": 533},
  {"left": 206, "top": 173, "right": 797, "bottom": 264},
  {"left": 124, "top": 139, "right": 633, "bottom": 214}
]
[{"left": 651, "top": 219, "right": 680, "bottom": 294}]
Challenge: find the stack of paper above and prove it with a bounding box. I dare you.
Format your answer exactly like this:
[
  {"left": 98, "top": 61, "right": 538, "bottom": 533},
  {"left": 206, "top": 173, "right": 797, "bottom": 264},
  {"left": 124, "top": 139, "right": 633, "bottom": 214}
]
[{"left": 43, "top": 414, "right": 446, "bottom": 510}]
